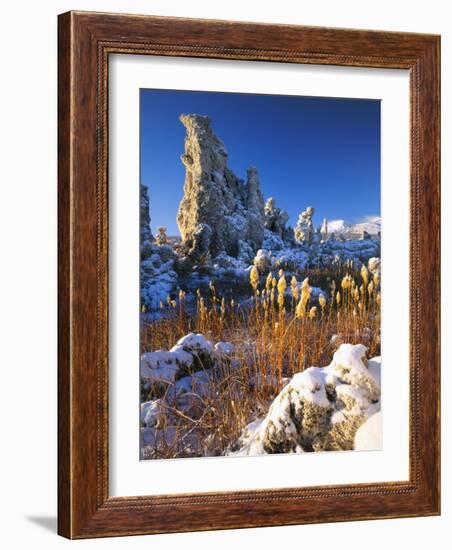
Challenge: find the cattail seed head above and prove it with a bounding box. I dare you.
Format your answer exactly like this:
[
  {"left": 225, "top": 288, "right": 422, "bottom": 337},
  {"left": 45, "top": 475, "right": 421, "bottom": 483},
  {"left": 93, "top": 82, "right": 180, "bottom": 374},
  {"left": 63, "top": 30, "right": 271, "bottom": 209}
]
[
  {"left": 296, "top": 298, "right": 305, "bottom": 319},
  {"left": 361, "top": 265, "right": 369, "bottom": 286},
  {"left": 277, "top": 275, "right": 287, "bottom": 296},
  {"left": 309, "top": 306, "right": 318, "bottom": 319},
  {"left": 336, "top": 291, "right": 341, "bottom": 305},
  {"left": 266, "top": 272, "right": 273, "bottom": 290},
  {"left": 250, "top": 266, "right": 259, "bottom": 290},
  {"left": 319, "top": 293, "right": 326, "bottom": 309}
]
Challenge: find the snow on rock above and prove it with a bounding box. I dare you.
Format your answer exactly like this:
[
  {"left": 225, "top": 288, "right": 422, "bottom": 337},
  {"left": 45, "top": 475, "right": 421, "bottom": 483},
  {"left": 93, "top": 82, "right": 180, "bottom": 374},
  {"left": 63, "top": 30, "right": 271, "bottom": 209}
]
[
  {"left": 273, "top": 247, "right": 309, "bottom": 272},
  {"left": 141, "top": 399, "right": 163, "bottom": 427},
  {"left": 262, "top": 228, "right": 286, "bottom": 252},
  {"left": 368, "top": 257, "right": 381, "bottom": 276},
  {"left": 253, "top": 249, "right": 274, "bottom": 272},
  {"left": 141, "top": 333, "right": 236, "bottom": 457},
  {"left": 294, "top": 206, "right": 315, "bottom": 244},
  {"left": 214, "top": 341, "right": 235, "bottom": 355},
  {"left": 230, "top": 343, "right": 381, "bottom": 455},
  {"left": 354, "top": 411, "right": 382, "bottom": 450},
  {"left": 140, "top": 333, "right": 227, "bottom": 384}
]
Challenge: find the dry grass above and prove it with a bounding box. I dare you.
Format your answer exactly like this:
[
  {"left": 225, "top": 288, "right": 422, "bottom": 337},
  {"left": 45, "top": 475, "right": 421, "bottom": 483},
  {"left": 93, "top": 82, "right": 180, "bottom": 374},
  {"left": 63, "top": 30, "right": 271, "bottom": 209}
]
[{"left": 140, "top": 263, "right": 380, "bottom": 459}]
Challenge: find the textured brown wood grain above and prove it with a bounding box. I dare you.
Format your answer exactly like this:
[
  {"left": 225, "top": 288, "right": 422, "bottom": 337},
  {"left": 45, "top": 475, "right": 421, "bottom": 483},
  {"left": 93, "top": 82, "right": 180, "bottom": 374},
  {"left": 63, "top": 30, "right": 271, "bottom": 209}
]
[{"left": 58, "top": 11, "right": 440, "bottom": 539}]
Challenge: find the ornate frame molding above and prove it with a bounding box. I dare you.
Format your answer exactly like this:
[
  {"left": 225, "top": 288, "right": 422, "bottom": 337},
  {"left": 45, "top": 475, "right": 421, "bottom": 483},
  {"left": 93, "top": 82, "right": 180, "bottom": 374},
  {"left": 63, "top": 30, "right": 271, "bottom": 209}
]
[{"left": 58, "top": 11, "right": 440, "bottom": 538}]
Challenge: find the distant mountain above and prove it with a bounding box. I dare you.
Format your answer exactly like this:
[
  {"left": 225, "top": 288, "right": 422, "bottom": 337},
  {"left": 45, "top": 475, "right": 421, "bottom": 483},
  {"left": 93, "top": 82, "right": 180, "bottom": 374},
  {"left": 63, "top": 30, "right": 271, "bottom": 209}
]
[
  {"left": 327, "top": 219, "right": 352, "bottom": 233},
  {"left": 352, "top": 216, "right": 381, "bottom": 235},
  {"left": 328, "top": 216, "right": 381, "bottom": 236}
]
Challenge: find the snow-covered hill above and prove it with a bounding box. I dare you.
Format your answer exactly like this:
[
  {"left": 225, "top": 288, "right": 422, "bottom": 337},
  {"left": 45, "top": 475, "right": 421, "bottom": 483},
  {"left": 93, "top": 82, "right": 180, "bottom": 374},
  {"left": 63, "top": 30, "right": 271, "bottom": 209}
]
[
  {"left": 327, "top": 219, "right": 351, "bottom": 233},
  {"left": 328, "top": 216, "right": 381, "bottom": 236}
]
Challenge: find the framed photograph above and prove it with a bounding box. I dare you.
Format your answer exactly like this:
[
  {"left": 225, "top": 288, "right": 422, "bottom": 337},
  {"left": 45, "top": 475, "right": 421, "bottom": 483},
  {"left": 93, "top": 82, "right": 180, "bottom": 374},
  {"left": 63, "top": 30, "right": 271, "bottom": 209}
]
[{"left": 58, "top": 11, "right": 440, "bottom": 538}]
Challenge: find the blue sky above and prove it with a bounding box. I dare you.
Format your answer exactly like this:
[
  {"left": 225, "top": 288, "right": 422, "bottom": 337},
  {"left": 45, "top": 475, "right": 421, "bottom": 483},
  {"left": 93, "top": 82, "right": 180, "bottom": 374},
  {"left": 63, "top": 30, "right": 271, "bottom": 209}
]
[{"left": 140, "top": 89, "right": 380, "bottom": 236}]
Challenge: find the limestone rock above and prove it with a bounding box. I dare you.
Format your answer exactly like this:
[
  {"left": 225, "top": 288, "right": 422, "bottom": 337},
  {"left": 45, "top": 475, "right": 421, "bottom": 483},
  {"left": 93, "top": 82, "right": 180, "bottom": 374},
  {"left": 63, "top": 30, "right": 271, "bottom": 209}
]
[
  {"left": 264, "top": 197, "right": 290, "bottom": 239},
  {"left": 294, "top": 206, "right": 315, "bottom": 244},
  {"left": 368, "top": 257, "right": 381, "bottom": 277},
  {"left": 140, "top": 183, "right": 153, "bottom": 260},
  {"left": 176, "top": 114, "right": 265, "bottom": 262},
  {"left": 320, "top": 218, "right": 328, "bottom": 240},
  {"left": 154, "top": 226, "right": 169, "bottom": 246},
  {"left": 230, "top": 343, "right": 381, "bottom": 455}
]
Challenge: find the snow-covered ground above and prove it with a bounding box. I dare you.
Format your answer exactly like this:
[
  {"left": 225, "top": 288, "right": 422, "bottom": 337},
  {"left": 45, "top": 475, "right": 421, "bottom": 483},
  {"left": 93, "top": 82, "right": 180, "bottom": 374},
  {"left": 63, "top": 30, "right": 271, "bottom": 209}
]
[
  {"left": 141, "top": 337, "right": 381, "bottom": 459},
  {"left": 141, "top": 232, "right": 381, "bottom": 314},
  {"left": 228, "top": 344, "right": 381, "bottom": 456}
]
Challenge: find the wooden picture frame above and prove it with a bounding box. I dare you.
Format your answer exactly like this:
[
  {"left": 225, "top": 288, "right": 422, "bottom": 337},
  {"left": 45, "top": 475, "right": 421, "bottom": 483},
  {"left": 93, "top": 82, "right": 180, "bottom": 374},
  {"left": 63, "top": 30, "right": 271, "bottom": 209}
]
[{"left": 58, "top": 11, "right": 440, "bottom": 539}]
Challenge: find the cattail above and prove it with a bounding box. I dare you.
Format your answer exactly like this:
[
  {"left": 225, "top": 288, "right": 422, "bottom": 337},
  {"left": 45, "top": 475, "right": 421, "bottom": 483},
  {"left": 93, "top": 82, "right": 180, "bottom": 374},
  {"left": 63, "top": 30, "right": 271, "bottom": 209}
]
[
  {"left": 361, "top": 265, "right": 369, "bottom": 286},
  {"left": 341, "top": 275, "right": 349, "bottom": 290},
  {"left": 266, "top": 272, "right": 273, "bottom": 290},
  {"left": 250, "top": 266, "right": 259, "bottom": 290},
  {"left": 277, "top": 275, "right": 287, "bottom": 296},
  {"left": 309, "top": 306, "right": 317, "bottom": 319},
  {"left": 277, "top": 276, "right": 286, "bottom": 308},
  {"left": 209, "top": 280, "right": 216, "bottom": 294},
  {"left": 374, "top": 271, "right": 380, "bottom": 286},
  {"left": 354, "top": 287, "right": 360, "bottom": 302},
  {"left": 178, "top": 289, "right": 186, "bottom": 301},
  {"left": 368, "top": 281, "right": 374, "bottom": 296},
  {"left": 278, "top": 269, "right": 284, "bottom": 279},
  {"left": 376, "top": 292, "right": 381, "bottom": 305},
  {"left": 170, "top": 300, "right": 177, "bottom": 308},
  {"left": 319, "top": 293, "right": 326, "bottom": 309},
  {"left": 336, "top": 291, "right": 341, "bottom": 305},
  {"left": 272, "top": 277, "right": 277, "bottom": 288},
  {"left": 290, "top": 276, "right": 299, "bottom": 301},
  {"left": 296, "top": 298, "right": 305, "bottom": 319}
]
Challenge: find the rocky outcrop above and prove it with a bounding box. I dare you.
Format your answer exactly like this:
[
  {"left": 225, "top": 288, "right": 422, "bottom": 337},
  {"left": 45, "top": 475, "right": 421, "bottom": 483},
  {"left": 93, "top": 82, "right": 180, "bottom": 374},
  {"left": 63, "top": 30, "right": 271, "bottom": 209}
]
[
  {"left": 294, "top": 206, "right": 315, "bottom": 244},
  {"left": 154, "top": 226, "right": 169, "bottom": 246},
  {"left": 140, "top": 183, "right": 153, "bottom": 260},
  {"left": 140, "top": 184, "right": 177, "bottom": 310},
  {"left": 176, "top": 114, "right": 265, "bottom": 262},
  {"left": 230, "top": 344, "right": 381, "bottom": 455},
  {"left": 320, "top": 218, "right": 328, "bottom": 240},
  {"left": 264, "top": 197, "right": 290, "bottom": 238},
  {"left": 140, "top": 333, "right": 236, "bottom": 458}
]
